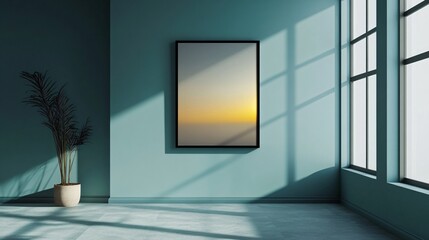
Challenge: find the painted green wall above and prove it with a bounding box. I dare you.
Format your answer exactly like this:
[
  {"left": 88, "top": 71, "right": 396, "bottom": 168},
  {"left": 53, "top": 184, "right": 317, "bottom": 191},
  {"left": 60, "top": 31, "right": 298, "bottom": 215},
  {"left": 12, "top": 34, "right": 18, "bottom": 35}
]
[
  {"left": 341, "top": 0, "right": 429, "bottom": 239},
  {"left": 2, "top": 0, "right": 429, "bottom": 238},
  {"left": 110, "top": 0, "right": 340, "bottom": 202},
  {"left": 0, "top": 0, "right": 110, "bottom": 201},
  {"left": 0, "top": 0, "right": 341, "bottom": 203}
]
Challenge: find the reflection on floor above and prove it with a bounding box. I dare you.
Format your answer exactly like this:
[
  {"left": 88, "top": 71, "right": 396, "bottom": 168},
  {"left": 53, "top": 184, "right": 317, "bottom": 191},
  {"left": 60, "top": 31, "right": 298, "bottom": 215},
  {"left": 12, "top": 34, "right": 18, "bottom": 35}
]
[{"left": 0, "top": 203, "right": 398, "bottom": 240}]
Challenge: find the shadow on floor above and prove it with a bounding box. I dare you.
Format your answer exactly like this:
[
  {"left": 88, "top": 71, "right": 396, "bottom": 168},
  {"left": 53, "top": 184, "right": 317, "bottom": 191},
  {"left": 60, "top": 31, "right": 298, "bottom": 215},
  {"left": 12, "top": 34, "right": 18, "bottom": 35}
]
[{"left": 0, "top": 210, "right": 259, "bottom": 240}]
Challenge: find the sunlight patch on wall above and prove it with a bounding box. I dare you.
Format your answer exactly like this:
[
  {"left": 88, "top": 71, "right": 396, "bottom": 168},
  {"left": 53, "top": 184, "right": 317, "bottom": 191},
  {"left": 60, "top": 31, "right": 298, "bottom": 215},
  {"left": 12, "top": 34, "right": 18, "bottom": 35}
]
[
  {"left": 295, "top": 93, "right": 336, "bottom": 180},
  {"left": 111, "top": 93, "right": 166, "bottom": 162},
  {"left": 109, "top": 0, "right": 339, "bottom": 197},
  {"left": 295, "top": 6, "right": 335, "bottom": 65},
  {"left": 0, "top": 157, "right": 60, "bottom": 198},
  {"left": 295, "top": 54, "right": 336, "bottom": 105},
  {"left": 110, "top": 91, "right": 287, "bottom": 198},
  {"left": 261, "top": 30, "right": 287, "bottom": 81},
  {"left": 260, "top": 74, "right": 287, "bottom": 122}
]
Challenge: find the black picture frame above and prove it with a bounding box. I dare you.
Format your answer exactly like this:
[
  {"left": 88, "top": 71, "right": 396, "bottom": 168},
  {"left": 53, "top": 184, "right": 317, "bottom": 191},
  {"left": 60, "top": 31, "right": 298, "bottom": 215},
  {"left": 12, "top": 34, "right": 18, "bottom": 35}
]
[{"left": 176, "top": 40, "right": 260, "bottom": 148}]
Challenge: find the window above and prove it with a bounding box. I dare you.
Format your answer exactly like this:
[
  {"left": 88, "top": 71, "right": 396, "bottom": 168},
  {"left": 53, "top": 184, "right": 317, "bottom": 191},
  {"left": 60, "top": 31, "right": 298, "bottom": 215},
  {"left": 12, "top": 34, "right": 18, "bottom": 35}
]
[
  {"left": 402, "top": 0, "right": 429, "bottom": 187},
  {"left": 350, "top": 0, "right": 377, "bottom": 173}
]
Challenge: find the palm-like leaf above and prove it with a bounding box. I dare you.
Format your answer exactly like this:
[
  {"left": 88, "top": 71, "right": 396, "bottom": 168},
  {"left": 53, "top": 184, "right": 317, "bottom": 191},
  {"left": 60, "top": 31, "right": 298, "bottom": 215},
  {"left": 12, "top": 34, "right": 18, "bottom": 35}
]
[
  {"left": 21, "top": 72, "right": 56, "bottom": 131},
  {"left": 72, "top": 119, "right": 92, "bottom": 147},
  {"left": 21, "top": 71, "right": 92, "bottom": 185}
]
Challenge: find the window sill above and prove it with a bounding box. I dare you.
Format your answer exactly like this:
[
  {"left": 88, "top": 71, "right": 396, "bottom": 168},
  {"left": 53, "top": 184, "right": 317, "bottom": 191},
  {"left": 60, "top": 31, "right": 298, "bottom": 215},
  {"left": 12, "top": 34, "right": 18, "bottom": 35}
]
[
  {"left": 342, "top": 167, "right": 377, "bottom": 180},
  {"left": 389, "top": 182, "right": 429, "bottom": 195}
]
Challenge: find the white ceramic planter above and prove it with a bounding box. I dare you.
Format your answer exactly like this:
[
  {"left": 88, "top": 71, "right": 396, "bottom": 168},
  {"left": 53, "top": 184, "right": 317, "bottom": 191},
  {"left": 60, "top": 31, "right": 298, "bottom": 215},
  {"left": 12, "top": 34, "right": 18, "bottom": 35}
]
[{"left": 54, "top": 183, "right": 81, "bottom": 207}]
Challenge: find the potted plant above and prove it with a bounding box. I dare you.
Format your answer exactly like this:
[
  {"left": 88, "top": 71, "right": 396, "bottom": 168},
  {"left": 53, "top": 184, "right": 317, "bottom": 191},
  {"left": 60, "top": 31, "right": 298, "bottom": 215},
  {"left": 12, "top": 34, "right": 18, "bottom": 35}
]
[{"left": 22, "top": 71, "right": 92, "bottom": 207}]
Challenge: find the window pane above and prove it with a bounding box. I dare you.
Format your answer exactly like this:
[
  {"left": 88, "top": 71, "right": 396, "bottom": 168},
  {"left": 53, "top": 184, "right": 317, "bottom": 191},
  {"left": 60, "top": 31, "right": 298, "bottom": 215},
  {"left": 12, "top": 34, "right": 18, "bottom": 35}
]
[
  {"left": 368, "top": 0, "right": 377, "bottom": 30},
  {"left": 368, "top": 76, "right": 377, "bottom": 171},
  {"left": 406, "top": 5, "right": 429, "bottom": 58},
  {"left": 352, "top": 79, "right": 367, "bottom": 168},
  {"left": 406, "top": 0, "right": 425, "bottom": 11},
  {"left": 406, "top": 58, "right": 429, "bottom": 183},
  {"left": 352, "top": 0, "right": 366, "bottom": 39},
  {"left": 368, "top": 33, "right": 377, "bottom": 71},
  {"left": 352, "top": 40, "right": 367, "bottom": 76}
]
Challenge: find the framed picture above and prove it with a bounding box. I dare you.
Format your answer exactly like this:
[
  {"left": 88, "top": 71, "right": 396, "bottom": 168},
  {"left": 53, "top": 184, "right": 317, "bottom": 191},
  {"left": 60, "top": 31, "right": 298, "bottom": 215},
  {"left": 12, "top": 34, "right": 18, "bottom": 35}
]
[{"left": 176, "top": 40, "right": 260, "bottom": 148}]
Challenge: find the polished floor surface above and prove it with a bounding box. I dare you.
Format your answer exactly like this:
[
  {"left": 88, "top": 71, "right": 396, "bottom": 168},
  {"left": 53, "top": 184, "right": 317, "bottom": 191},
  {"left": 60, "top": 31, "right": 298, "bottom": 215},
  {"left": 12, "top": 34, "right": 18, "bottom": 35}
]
[{"left": 0, "top": 203, "right": 398, "bottom": 240}]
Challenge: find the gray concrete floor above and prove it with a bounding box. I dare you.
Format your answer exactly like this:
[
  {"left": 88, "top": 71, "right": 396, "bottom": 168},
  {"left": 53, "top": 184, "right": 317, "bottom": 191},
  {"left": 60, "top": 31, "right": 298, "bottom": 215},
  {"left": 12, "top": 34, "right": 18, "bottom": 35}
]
[{"left": 0, "top": 203, "right": 398, "bottom": 240}]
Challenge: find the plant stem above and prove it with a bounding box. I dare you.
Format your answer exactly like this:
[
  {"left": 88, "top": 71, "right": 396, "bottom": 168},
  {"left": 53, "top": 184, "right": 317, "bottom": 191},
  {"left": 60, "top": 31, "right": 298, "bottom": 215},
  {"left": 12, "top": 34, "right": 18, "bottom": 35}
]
[{"left": 69, "top": 148, "right": 77, "bottom": 184}]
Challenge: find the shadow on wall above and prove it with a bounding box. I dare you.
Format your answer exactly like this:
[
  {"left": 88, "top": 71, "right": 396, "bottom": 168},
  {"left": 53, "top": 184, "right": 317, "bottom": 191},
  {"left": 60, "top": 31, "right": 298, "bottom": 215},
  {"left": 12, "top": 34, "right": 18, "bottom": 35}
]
[
  {"left": 252, "top": 167, "right": 339, "bottom": 202},
  {"left": 0, "top": 154, "right": 58, "bottom": 201},
  {"left": 3, "top": 189, "right": 54, "bottom": 204},
  {"left": 110, "top": 0, "right": 339, "bottom": 200},
  {"left": 0, "top": 0, "right": 110, "bottom": 200}
]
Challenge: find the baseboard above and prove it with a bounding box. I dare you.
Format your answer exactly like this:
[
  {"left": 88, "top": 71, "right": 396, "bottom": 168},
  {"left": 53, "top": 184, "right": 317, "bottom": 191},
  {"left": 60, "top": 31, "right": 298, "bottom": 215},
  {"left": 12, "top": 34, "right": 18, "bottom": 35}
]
[
  {"left": 80, "top": 196, "right": 109, "bottom": 203},
  {"left": 0, "top": 196, "right": 109, "bottom": 204},
  {"left": 2, "top": 196, "right": 338, "bottom": 204},
  {"left": 342, "top": 199, "right": 423, "bottom": 240},
  {"left": 0, "top": 197, "right": 53, "bottom": 204},
  {"left": 108, "top": 197, "right": 339, "bottom": 204}
]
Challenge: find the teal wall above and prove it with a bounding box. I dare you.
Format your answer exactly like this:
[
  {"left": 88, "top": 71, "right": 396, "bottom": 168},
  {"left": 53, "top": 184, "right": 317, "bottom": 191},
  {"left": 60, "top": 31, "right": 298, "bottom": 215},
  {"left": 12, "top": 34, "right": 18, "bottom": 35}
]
[
  {"left": 110, "top": 0, "right": 340, "bottom": 202},
  {"left": 0, "top": 0, "right": 110, "bottom": 201},
  {"left": 2, "top": 0, "right": 429, "bottom": 238},
  {"left": 341, "top": 0, "right": 429, "bottom": 239},
  {"left": 0, "top": 0, "right": 341, "bottom": 203}
]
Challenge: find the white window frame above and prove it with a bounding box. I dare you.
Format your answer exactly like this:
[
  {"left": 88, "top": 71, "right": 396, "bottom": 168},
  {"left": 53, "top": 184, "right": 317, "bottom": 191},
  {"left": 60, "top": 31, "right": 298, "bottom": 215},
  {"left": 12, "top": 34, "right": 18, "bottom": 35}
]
[
  {"left": 350, "top": 0, "right": 377, "bottom": 174},
  {"left": 400, "top": 0, "right": 429, "bottom": 189}
]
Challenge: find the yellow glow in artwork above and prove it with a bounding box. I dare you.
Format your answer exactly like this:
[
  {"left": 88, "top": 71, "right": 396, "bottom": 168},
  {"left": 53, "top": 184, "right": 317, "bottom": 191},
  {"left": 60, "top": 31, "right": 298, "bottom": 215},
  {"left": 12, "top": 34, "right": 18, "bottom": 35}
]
[{"left": 176, "top": 41, "right": 259, "bottom": 147}]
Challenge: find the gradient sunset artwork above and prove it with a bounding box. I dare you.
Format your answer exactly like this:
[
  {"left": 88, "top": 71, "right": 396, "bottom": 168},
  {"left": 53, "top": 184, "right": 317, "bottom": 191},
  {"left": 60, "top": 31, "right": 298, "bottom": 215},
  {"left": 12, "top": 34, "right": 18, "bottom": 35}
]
[{"left": 176, "top": 41, "right": 259, "bottom": 147}]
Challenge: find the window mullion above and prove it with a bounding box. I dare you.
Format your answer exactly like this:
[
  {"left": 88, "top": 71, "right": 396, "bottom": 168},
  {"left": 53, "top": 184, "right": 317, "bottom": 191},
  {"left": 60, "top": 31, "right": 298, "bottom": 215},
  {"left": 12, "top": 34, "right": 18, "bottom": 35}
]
[
  {"left": 403, "top": 0, "right": 429, "bottom": 17},
  {"left": 403, "top": 51, "right": 429, "bottom": 65},
  {"left": 351, "top": 28, "right": 377, "bottom": 44},
  {"left": 365, "top": 0, "right": 369, "bottom": 170},
  {"left": 402, "top": 0, "right": 429, "bottom": 185}
]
